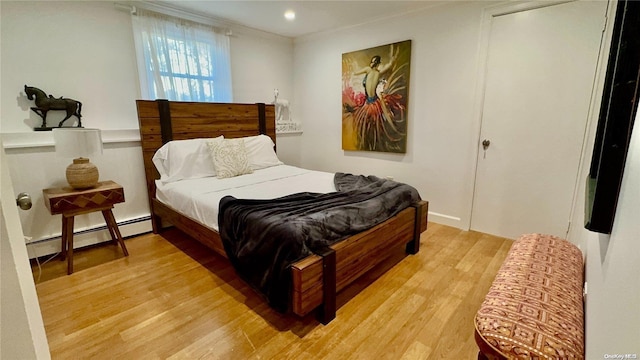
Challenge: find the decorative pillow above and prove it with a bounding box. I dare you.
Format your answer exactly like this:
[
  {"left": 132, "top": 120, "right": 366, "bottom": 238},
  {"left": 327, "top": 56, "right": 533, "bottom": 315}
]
[
  {"left": 242, "top": 134, "right": 284, "bottom": 170},
  {"left": 152, "top": 136, "right": 223, "bottom": 183},
  {"left": 207, "top": 138, "right": 253, "bottom": 179}
]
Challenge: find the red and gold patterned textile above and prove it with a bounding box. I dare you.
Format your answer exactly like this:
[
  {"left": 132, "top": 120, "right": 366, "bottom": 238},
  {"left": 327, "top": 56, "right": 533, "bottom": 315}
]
[{"left": 474, "top": 233, "right": 584, "bottom": 359}]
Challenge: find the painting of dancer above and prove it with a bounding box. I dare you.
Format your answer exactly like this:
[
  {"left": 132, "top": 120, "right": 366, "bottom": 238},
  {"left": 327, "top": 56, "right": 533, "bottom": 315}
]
[{"left": 342, "top": 40, "right": 411, "bottom": 153}]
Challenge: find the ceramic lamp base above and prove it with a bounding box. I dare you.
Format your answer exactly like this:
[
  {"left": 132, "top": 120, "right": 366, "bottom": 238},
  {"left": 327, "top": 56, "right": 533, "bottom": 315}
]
[{"left": 66, "top": 157, "right": 99, "bottom": 189}]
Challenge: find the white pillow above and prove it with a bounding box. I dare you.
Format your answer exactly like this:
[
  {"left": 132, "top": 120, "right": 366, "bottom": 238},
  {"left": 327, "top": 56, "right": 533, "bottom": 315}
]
[
  {"left": 206, "top": 138, "right": 253, "bottom": 179},
  {"left": 152, "top": 136, "right": 223, "bottom": 183},
  {"left": 243, "top": 134, "right": 284, "bottom": 170}
]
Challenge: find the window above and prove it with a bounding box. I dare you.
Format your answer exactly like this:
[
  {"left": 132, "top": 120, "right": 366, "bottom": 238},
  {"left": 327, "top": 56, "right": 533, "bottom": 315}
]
[{"left": 132, "top": 9, "right": 232, "bottom": 102}]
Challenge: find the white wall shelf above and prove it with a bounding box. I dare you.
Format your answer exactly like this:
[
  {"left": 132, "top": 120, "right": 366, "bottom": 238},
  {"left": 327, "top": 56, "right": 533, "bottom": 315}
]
[{"left": 1, "top": 129, "right": 141, "bottom": 149}]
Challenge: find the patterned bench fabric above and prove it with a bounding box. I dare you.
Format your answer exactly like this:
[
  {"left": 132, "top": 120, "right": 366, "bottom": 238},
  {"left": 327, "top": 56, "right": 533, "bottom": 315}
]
[{"left": 475, "top": 233, "right": 585, "bottom": 359}]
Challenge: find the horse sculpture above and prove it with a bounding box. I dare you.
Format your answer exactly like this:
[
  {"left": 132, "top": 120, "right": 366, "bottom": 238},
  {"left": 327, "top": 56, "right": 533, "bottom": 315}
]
[
  {"left": 272, "top": 88, "right": 290, "bottom": 122},
  {"left": 24, "top": 85, "right": 82, "bottom": 128}
]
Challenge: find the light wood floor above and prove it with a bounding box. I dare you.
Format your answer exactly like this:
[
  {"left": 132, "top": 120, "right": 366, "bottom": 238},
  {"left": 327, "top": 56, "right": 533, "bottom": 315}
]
[{"left": 32, "top": 222, "right": 512, "bottom": 359}]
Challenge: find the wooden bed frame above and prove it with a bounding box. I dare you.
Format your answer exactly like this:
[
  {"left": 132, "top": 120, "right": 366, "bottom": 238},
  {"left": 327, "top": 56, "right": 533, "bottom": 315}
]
[{"left": 136, "top": 99, "right": 428, "bottom": 323}]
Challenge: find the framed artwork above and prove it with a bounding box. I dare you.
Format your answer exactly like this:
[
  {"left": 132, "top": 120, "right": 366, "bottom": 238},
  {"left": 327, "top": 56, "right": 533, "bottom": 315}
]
[{"left": 342, "top": 40, "right": 411, "bottom": 153}]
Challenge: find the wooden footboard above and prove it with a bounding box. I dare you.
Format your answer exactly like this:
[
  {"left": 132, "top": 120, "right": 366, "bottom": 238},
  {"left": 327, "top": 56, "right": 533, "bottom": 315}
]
[{"left": 291, "top": 200, "right": 428, "bottom": 320}]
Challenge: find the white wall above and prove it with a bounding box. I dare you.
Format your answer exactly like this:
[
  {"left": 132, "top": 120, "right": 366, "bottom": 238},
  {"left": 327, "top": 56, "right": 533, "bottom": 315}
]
[
  {"left": 0, "top": 1, "right": 295, "bottom": 256},
  {"left": 292, "top": 1, "right": 490, "bottom": 228},
  {"left": 229, "top": 27, "right": 302, "bottom": 165},
  {"left": 1, "top": 2, "right": 142, "bottom": 132},
  {"left": 573, "top": 106, "right": 640, "bottom": 358},
  {"left": 594, "top": 115, "right": 640, "bottom": 354},
  {"left": 563, "top": 0, "right": 640, "bottom": 355}
]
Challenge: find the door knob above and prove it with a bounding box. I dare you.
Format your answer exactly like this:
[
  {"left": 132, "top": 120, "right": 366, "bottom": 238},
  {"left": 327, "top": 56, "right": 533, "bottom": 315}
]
[
  {"left": 16, "top": 192, "right": 32, "bottom": 210},
  {"left": 482, "top": 139, "right": 491, "bottom": 150}
]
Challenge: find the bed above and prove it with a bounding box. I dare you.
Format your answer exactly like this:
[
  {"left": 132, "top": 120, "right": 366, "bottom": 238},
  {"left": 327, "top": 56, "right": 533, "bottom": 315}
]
[{"left": 136, "top": 100, "right": 428, "bottom": 323}]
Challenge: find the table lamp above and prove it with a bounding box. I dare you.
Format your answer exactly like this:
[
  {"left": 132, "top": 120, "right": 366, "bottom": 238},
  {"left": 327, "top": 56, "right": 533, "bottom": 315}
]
[{"left": 53, "top": 128, "right": 103, "bottom": 189}]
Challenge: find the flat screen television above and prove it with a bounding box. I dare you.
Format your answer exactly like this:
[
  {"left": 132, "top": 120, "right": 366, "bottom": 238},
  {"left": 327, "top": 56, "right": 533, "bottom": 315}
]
[{"left": 585, "top": 0, "right": 640, "bottom": 234}]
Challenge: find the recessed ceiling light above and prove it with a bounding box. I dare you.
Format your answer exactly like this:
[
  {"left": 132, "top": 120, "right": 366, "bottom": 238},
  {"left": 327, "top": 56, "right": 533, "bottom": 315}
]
[{"left": 284, "top": 10, "right": 295, "bottom": 21}]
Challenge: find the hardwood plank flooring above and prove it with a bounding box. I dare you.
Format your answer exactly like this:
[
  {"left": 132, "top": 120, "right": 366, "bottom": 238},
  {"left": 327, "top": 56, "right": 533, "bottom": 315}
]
[{"left": 32, "top": 222, "right": 512, "bottom": 359}]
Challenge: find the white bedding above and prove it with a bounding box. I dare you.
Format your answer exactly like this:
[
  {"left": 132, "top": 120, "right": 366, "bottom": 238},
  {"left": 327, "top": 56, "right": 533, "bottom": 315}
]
[{"left": 155, "top": 165, "right": 336, "bottom": 231}]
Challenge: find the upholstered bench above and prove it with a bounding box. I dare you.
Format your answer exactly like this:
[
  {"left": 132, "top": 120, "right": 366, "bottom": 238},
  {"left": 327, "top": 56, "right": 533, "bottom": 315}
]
[{"left": 474, "top": 233, "right": 585, "bottom": 359}]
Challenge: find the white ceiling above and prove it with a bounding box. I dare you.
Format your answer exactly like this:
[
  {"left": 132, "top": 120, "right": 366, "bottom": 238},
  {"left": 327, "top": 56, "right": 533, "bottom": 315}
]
[{"left": 157, "top": 1, "right": 446, "bottom": 38}]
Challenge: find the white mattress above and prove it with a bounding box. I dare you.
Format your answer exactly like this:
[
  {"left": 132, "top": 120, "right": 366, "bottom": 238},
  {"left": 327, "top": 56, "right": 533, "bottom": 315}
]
[{"left": 155, "top": 165, "right": 336, "bottom": 231}]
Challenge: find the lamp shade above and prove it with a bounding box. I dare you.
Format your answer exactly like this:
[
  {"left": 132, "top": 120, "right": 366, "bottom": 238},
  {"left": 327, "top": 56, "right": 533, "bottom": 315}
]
[
  {"left": 52, "top": 128, "right": 103, "bottom": 158},
  {"left": 52, "top": 128, "right": 103, "bottom": 189}
]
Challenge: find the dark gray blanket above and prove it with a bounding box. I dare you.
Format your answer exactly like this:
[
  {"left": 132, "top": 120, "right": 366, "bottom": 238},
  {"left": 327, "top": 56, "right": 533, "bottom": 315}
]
[{"left": 218, "top": 172, "right": 421, "bottom": 312}]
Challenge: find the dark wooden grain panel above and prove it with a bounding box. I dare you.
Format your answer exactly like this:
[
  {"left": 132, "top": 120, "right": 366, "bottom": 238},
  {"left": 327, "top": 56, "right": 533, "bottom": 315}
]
[
  {"left": 290, "top": 207, "right": 418, "bottom": 316},
  {"left": 153, "top": 200, "right": 227, "bottom": 257}
]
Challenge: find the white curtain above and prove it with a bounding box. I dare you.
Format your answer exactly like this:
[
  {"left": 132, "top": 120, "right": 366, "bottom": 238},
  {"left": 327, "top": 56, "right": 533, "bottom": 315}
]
[{"left": 132, "top": 9, "right": 233, "bottom": 102}]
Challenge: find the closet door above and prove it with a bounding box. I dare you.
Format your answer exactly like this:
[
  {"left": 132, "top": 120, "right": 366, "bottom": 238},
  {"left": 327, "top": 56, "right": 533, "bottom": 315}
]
[{"left": 470, "top": 1, "right": 607, "bottom": 239}]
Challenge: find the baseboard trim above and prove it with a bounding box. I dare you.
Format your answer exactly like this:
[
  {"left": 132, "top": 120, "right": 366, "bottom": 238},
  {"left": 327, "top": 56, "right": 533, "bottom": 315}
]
[
  {"left": 26, "top": 216, "right": 152, "bottom": 259},
  {"left": 428, "top": 211, "right": 463, "bottom": 229}
]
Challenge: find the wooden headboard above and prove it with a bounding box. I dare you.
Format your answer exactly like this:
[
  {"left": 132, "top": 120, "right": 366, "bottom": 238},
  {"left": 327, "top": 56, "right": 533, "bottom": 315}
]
[{"left": 136, "top": 100, "right": 276, "bottom": 219}]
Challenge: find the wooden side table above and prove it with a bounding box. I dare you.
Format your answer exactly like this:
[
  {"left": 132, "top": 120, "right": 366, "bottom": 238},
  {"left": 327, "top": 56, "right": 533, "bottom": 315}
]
[{"left": 43, "top": 180, "right": 129, "bottom": 274}]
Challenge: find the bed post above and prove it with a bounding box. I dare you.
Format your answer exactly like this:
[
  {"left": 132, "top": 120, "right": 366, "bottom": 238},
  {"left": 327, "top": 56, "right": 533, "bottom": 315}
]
[
  {"left": 257, "top": 102, "right": 267, "bottom": 135},
  {"left": 315, "top": 246, "right": 336, "bottom": 324},
  {"left": 406, "top": 201, "right": 428, "bottom": 254},
  {"left": 157, "top": 99, "right": 173, "bottom": 143},
  {"left": 150, "top": 99, "right": 174, "bottom": 233}
]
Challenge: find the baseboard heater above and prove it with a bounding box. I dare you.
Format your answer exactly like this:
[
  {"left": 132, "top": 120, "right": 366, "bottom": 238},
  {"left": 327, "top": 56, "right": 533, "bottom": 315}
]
[{"left": 26, "top": 215, "right": 152, "bottom": 259}]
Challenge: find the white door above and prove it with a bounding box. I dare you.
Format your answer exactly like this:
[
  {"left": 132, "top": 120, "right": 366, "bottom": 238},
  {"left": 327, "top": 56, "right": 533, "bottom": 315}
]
[
  {"left": 470, "top": 1, "right": 607, "bottom": 239},
  {"left": 1, "top": 142, "right": 50, "bottom": 359}
]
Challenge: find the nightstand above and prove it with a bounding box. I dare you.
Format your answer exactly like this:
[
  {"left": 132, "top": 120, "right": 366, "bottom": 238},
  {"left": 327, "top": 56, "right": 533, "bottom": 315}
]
[{"left": 43, "top": 180, "right": 129, "bottom": 274}]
